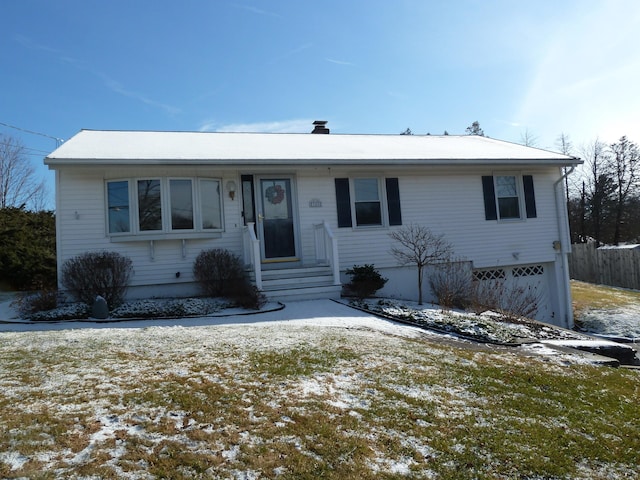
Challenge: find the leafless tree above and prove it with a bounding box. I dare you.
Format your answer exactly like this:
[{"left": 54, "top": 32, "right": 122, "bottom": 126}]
[
  {"left": 556, "top": 132, "right": 573, "bottom": 156},
  {"left": 0, "top": 135, "right": 46, "bottom": 210},
  {"left": 580, "top": 139, "right": 614, "bottom": 246},
  {"left": 389, "top": 224, "right": 453, "bottom": 305},
  {"left": 519, "top": 128, "right": 539, "bottom": 147},
  {"left": 609, "top": 136, "right": 639, "bottom": 245},
  {"left": 555, "top": 133, "right": 575, "bottom": 231}
]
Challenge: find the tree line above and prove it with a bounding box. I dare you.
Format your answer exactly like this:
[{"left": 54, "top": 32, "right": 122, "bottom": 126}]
[
  {"left": 567, "top": 136, "right": 639, "bottom": 246},
  {"left": 0, "top": 134, "right": 56, "bottom": 290}
]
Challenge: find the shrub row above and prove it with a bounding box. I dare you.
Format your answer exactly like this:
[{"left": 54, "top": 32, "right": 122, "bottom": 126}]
[{"left": 16, "top": 248, "right": 265, "bottom": 318}]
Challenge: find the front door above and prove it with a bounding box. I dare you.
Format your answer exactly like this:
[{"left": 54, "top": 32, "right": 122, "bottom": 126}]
[{"left": 258, "top": 177, "right": 298, "bottom": 261}]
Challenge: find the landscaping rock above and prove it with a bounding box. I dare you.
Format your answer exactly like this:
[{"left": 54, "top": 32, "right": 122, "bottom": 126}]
[{"left": 91, "top": 296, "right": 109, "bottom": 320}]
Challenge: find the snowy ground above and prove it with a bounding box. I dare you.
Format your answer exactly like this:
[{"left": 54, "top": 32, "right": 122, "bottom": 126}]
[
  {"left": 0, "top": 299, "right": 638, "bottom": 479},
  {"left": 577, "top": 303, "right": 640, "bottom": 339}
]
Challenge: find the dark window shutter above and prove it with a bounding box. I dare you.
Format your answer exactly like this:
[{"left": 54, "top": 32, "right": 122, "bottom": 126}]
[
  {"left": 385, "top": 178, "right": 402, "bottom": 226},
  {"left": 335, "top": 178, "right": 352, "bottom": 228},
  {"left": 523, "top": 175, "right": 537, "bottom": 218},
  {"left": 481, "top": 176, "right": 497, "bottom": 220}
]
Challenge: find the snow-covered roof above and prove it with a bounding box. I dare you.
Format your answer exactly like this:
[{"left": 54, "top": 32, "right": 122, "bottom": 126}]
[{"left": 45, "top": 129, "right": 582, "bottom": 167}]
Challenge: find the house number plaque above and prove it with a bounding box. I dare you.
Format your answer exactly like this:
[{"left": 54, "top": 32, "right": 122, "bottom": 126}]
[{"left": 309, "top": 199, "right": 322, "bottom": 208}]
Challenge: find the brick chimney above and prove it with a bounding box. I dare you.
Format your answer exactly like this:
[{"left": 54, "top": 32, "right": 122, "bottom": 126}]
[{"left": 311, "top": 120, "right": 329, "bottom": 134}]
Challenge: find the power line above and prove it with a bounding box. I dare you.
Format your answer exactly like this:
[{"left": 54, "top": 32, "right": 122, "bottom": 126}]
[
  {"left": 0, "top": 121, "right": 64, "bottom": 146},
  {"left": 0, "top": 140, "right": 50, "bottom": 155}
]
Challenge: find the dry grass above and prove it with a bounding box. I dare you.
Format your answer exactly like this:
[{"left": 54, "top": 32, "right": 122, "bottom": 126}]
[
  {"left": 571, "top": 280, "right": 640, "bottom": 316},
  {"left": 0, "top": 323, "right": 639, "bottom": 479}
]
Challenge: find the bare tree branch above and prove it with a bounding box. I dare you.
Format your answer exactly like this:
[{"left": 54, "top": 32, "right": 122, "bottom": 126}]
[
  {"left": 389, "top": 224, "right": 453, "bottom": 305},
  {"left": 0, "top": 135, "right": 46, "bottom": 210},
  {"left": 519, "top": 128, "right": 539, "bottom": 147}
]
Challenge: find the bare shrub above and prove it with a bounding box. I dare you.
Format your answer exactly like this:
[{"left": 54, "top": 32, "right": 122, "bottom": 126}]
[
  {"left": 11, "top": 288, "right": 59, "bottom": 316},
  {"left": 193, "top": 249, "right": 245, "bottom": 297},
  {"left": 193, "top": 248, "right": 266, "bottom": 309},
  {"left": 230, "top": 281, "right": 267, "bottom": 310},
  {"left": 470, "top": 279, "right": 541, "bottom": 320},
  {"left": 61, "top": 251, "right": 133, "bottom": 308},
  {"left": 390, "top": 224, "right": 453, "bottom": 305},
  {"left": 429, "top": 259, "right": 473, "bottom": 309}
]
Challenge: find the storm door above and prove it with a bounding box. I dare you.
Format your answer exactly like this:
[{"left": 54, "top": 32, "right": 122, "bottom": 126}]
[{"left": 257, "top": 177, "right": 298, "bottom": 261}]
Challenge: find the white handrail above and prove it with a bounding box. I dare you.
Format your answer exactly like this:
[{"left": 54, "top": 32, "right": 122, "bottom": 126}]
[
  {"left": 314, "top": 221, "right": 341, "bottom": 286},
  {"left": 243, "top": 223, "right": 262, "bottom": 290}
]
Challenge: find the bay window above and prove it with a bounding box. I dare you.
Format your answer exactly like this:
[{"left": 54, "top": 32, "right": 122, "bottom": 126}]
[{"left": 106, "top": 177, "right": 223, "bottom": 237}]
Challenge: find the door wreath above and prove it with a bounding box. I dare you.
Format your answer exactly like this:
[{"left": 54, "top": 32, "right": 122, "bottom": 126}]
[{"left": 265, "top": 185, "right": 285, "bottom": 204}]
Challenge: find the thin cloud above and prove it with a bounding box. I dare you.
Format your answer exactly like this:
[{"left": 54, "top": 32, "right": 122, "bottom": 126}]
[
  {"left": 232, "top": 4, "right": 282, "bottom": 18},
  {"left": 200, "top": 119, "right": 315, "bottom": 133},
  {"left": 325, "top": 58, "right": 355, "bottom": 66},
  {"left": 16, "top": 34, "right": 180, "bottom": 116},
  {"left": 101, "top": 76, "right": 181, "bottom": 116},
  {"left": 515, "top": 2, "right": 640, "bottom": 144},
  {"left": 14, "top": 34, "right": 63, "bottom": 56}
]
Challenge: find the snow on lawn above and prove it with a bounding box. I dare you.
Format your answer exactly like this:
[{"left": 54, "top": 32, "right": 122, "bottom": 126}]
[
  {"left": 0, "top": 299, "right": 638, "bottom": 479},
  {"left": 578, "top": 303, "right": 640, "bottom": 339}
]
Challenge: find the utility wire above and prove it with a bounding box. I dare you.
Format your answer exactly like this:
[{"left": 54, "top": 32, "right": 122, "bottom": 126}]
[
  {"left": 0, "top": 140, "right": 50, "bottom": 155},
  {"left": 0, "top": 121, "right": 64, "bottom": 145}
]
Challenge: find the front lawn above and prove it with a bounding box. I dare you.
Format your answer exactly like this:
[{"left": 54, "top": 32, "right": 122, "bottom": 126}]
[
  {"left": 572, "top": 280, "right": 640, "bottom": 338},
  {"left": 0, "top": 321, "right": 638, "bottom": 479}
]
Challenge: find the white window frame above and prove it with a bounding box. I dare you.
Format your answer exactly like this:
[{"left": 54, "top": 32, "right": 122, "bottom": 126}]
[
  {"left": 198, "top": 178, "right": 224, "bottom": 231},
  {"left": 136, "top": 178, "right": 164, "bottom": 233},
  {"left": 350, "top": 176, "right": 387, "bottom": 228},
  {"left": 168, "top": 178, "right": 196, "bottom": 232},
  {"left": 106, "top": 179, "right": 133, "bottom": 235},
  {"left": 493, "top": 173, "right": 525, "bottom": 221},
  {"left": 105, "top": 177, "right": 224, "bottom": 240}
]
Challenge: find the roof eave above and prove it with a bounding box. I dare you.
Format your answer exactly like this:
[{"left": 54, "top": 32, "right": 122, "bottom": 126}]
[{"left": 44, "top": 157, "right": 583, "bottom": 167}]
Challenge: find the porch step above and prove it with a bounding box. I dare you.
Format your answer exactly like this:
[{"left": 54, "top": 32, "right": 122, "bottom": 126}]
[{"left": 251, "top": 266, "right": 343, "bottom": 302}]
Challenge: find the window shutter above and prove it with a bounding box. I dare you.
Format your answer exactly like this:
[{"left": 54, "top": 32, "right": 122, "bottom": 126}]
[
  {"left": 385, "top": 178, "right": 402, "bottom": 226},
  {"left": 481, "top": 176, "right": 498, "bottom": 220},
  {"left": 335, "top": 178, "right": 352, "bottom": 228},
  {"left": 523, "top": 175, "right": 537, "bottom": 218}
]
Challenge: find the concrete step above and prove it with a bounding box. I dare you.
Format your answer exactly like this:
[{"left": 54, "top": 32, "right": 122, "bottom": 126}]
[
  {"left": 249, "top": 265, "right": 341, "bottom": 302},
  {"left": 264, "top": 284, "right": 342, "bottom": 302}
]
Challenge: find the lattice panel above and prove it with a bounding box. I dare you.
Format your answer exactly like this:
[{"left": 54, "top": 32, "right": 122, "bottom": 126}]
[
  {"left": 512, "top": 265, "right": 544, "bottom": 277},
  {"left": 472, "top": 269, "right": 506, "bottom": 281}
]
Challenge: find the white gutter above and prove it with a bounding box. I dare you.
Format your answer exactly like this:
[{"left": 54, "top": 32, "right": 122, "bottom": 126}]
[{"left": 553, "top": 166, "right": 576, "bottom": 328}]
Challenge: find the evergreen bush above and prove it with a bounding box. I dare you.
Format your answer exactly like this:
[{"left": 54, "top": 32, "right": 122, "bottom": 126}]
[
  {"left": 345, "top": 264, "right": 387, "bottom": 299},
  {"left": 0, "top": 208, "right": 56, "bottom": 290}
]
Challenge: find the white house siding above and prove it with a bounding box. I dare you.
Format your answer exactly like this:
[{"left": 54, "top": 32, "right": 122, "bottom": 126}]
[
  {"left": 295, "top": 172, "right": 339, "bottom": 264},
  {"left": 327, "top": 166, "right": 568, "bottom": 325},
  {"left": 330, "top": 167, "right": 562, "bottom": 269},
  {"left": 54, "top": 163, "right": 571, "bottom": 325},
  {"left": 55, "top": 167, "right": 245, "bottom": 299}
]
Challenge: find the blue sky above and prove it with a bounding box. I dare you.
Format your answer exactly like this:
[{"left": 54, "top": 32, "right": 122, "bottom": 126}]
[{"left": 2, "top": 0, "right": 640, "bottom": 209}]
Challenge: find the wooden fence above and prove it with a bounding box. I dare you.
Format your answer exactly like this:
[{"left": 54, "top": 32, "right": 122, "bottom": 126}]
[{"left": 569, "top": 243, "right": 640, "bottom": 290}]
